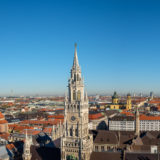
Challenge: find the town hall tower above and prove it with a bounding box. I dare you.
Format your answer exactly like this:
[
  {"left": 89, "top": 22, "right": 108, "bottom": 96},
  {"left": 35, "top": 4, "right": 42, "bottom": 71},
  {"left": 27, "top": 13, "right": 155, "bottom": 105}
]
[{"left": 61, "top": 44, "right": 93, "bottom": 160}]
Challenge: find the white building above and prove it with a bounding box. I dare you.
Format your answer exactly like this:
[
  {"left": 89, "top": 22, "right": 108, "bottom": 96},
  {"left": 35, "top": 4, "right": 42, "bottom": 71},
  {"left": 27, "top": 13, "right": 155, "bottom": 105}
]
[
  {"left": 109, "top": 114, "right": 160, "bottom": 131},
  {"left": 109, "top": 116, "right": 135, "bottom": 131}
]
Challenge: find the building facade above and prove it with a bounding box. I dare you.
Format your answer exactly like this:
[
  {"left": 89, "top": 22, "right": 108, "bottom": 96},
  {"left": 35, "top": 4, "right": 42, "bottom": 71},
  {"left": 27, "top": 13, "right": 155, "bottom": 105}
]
[
  {"left": 109, "top": 116, "right": 135, "bottom": 131},
  {"left": 109, "top": 114, "right": 160, "bottom": 131},
  {"left": 61, "top": 44, "right": 93, "bottom": 160},
  {"left": 0, "top": 112, "right": 8, "bottom": 133}
]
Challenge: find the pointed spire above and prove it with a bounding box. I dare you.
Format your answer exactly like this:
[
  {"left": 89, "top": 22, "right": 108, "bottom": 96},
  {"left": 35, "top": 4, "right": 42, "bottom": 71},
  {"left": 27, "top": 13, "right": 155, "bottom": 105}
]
[
  {"left": 65, "top": 91, "right": 68, "bottom": 101},
  {"left": 135, "top": 106, "right": 140, "bottom": 137},
  {"left": 136, "top": 106, "right": 139, "bottom": 116},
  {"left": 73, "top": 43, "right": 79, "bottom": 68},
  {"left": 85, "top": 91, "right": 88, "bottom": 101}
]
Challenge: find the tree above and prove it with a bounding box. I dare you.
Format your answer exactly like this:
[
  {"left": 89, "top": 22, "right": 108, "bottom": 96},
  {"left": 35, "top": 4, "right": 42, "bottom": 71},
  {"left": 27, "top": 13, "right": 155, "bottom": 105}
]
[{"left": 67, "top": 155, "right": 78, "bottom": 160}]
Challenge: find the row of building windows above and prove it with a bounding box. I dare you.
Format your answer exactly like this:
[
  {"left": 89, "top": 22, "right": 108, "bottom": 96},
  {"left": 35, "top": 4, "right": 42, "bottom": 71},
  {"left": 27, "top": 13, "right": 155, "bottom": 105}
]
[{"left": 94, "top": 145, "right": 116, "bottom": 152}]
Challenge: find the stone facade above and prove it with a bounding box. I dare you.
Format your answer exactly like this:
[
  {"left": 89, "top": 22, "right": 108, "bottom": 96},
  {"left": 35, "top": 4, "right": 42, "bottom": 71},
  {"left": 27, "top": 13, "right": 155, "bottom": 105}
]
[
  {"left": 61, "top": 44, "right": 93, "bottom": 160},
  {"left": 52, "top": 122, "right": 64, "bottom": 140}
]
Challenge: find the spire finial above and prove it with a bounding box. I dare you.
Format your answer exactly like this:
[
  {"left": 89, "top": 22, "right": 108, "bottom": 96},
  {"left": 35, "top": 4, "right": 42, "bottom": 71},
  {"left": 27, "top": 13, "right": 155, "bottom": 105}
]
[
  {"left": 85, "top": 91, "right": 88, "bottom": 101},
  {"left": 73, "top": 43, "right": 79, "bottom": 68},
  {"left": 75, "top": 43, "right": 77, "bottom": 48}
]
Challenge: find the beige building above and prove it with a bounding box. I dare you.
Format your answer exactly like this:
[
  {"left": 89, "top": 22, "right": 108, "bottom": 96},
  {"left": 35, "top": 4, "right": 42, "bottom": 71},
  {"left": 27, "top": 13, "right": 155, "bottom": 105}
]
[
  {"left": 0, "top": 112, "right": 8, "bottom": 133},
  {"left": 61, "top": 44, "right": 93, "bottom": 160}
]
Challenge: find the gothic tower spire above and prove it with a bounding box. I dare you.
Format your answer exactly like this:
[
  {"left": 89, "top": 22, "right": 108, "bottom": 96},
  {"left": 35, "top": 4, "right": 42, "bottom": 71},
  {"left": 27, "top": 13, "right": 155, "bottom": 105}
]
[
  {"left": 61, "top": 44, "right": 93, "bottom": 160},
  {"left": 23, "top": 130, "right": 32, "bottom": 160}
]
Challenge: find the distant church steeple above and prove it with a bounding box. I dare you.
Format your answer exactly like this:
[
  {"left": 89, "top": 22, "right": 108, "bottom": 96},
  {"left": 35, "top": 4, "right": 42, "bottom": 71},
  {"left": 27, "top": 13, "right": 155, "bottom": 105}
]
[
  {"left": 135, "top": 106, "right": 140, "bottom": 137},
  {"left": 126, "top": 93, "right": 132, "bottom": 110}
]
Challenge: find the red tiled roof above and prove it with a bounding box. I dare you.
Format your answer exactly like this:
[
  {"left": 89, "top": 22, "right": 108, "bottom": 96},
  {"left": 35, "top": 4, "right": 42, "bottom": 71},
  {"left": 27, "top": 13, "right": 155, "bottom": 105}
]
[
  {"left": 9, "top": 124, "right": 34, "bottom": 131},
  {"left": 89, "top": 113, "right": 104, "bottom": 120},
  {"left": 0, "top": 120, "right": 8, "bottom": 124},
  {"left": 6, "top": 143, "right": 15, "bottom": 150},
  {"left": 121, "top": 111, "right": 134, "bottom": 117},
  {"left": 43, "top": 127, "right": 52, "bottom": 134},
  {"left": 48, "top": 114, "right": 64, "bottom": 119},
  {"left": 148, "top": 100, "right": 160, "bottom": 104},
  {"left": 140, "top": 114, "right": 160, "bottom": 121},
  {"left": 0, "top": 133, "right": 10, "bottom": 140},
  {"left": 40, "top": 108, "right": 64, "bottom": 112},
  {"left": 0, "top": 112, "right": 4, "bottom": 119},
  {"left": 21, "top": 129, "right": 41, "bottom": 135},
  {"left": 157, "top": 106, "right": 160, "bottom": 111},
  {"left": 20, "top": 119, "right": 64, "bottom": 126},
  {"left": 55, "top": 108, "right": 64, "bottom": 111}
]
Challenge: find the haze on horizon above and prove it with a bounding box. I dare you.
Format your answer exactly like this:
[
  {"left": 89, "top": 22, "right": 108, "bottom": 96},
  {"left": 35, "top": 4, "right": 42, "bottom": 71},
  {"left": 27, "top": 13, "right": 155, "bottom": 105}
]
[{"left": 0, "top": 0, "right": 160, "bottom": 96}]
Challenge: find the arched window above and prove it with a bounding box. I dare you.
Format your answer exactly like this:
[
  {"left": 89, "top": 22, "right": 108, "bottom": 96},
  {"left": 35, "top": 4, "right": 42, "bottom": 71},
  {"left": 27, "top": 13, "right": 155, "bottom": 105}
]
[
  {"left": 77, "top": 74, "right": 79, "bottom": 81},
  {"left": 73, "top": 91, "right": 76, "bottom": 100},
  {"left": 74, "top": 74, "right": 76, "bottom": 81},
  {"left": 70, "top": 128, "right": 73, "bottom": 136},
  {"left": 77, "top": 90, "right": 81, "bottom": 101},
  {"left": 75, "top": 129, "right": 78, "bottom": 137}
]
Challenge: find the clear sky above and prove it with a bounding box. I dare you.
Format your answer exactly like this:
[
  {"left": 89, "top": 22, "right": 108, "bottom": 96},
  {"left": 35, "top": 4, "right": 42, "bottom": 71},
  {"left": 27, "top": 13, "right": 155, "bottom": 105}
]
[{"left": 0, "top": 0, "right": 160, "bottom": 96}]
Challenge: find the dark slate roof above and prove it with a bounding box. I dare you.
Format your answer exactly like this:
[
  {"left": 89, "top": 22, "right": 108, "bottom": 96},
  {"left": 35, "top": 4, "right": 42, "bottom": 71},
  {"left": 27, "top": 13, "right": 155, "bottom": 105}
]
[
  {"left": 93, "top": 130, "right": 136, "bottom": 146},
  {"left": 110, "top": 115, "right": 134, "bottom": 121},
  {"left": 94, "top": 130, "right": 118, "bottom": 144},
  {"left": 31, "top": 146, "right": 61, "bottom": 160},
  {"left": 90, "top": 152, "right": 121, "bottom": 160},
  {"left": 140, "top": 131, "right": 160, "bottom": 146},
  {"left": 105, "top": 110, "right": 119, "bottom": 117},
  {"left": 90, "top": 152, "right": 158, "bottom": 160},
  {"left": 125, "top": 152, "right": 158, "bottom": 160}
]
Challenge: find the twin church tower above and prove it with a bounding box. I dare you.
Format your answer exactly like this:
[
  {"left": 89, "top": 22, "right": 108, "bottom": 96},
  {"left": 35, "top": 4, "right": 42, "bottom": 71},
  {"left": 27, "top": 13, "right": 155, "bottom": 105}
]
[{"left": 61, "top": 44, "right": 93, "bottom": 160}]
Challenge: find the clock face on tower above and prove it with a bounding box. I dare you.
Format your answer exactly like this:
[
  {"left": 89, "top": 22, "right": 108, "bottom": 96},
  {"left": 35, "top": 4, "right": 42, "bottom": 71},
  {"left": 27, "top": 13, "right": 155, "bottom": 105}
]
[{"left": 71, "top": 116, "right": 76, "bottom": 121}]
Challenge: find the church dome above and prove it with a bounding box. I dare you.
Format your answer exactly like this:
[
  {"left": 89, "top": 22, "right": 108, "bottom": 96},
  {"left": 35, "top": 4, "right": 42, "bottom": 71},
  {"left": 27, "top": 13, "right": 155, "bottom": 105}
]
[
  {"left": 127, "top": 93, "right": 131, "bottom": 97},
  {"left": 112, "top": 92, "right": 118, "bottom": 99}
]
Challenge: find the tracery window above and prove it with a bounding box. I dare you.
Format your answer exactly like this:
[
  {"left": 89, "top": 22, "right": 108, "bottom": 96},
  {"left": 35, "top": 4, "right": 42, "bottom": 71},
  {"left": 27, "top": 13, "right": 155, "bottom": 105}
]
[
  {"left": 77, "top": 90, "right": 81, "bottom": 101},
  {"left": 70, "top": 128, "right": 73, "bottom": 136}
]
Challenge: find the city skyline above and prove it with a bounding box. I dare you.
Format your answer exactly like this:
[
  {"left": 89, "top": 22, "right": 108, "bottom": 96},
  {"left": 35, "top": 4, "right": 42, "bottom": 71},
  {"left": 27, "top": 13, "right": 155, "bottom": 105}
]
[{"left": 0, "top": 0, "right": 160, "bottom": 96}]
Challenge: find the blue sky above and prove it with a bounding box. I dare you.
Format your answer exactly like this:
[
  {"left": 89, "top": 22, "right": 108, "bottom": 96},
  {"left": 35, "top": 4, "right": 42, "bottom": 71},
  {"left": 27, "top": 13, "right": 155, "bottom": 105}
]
[{"left": 0, "top": 0, "right": 160, "bottom": 96}]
